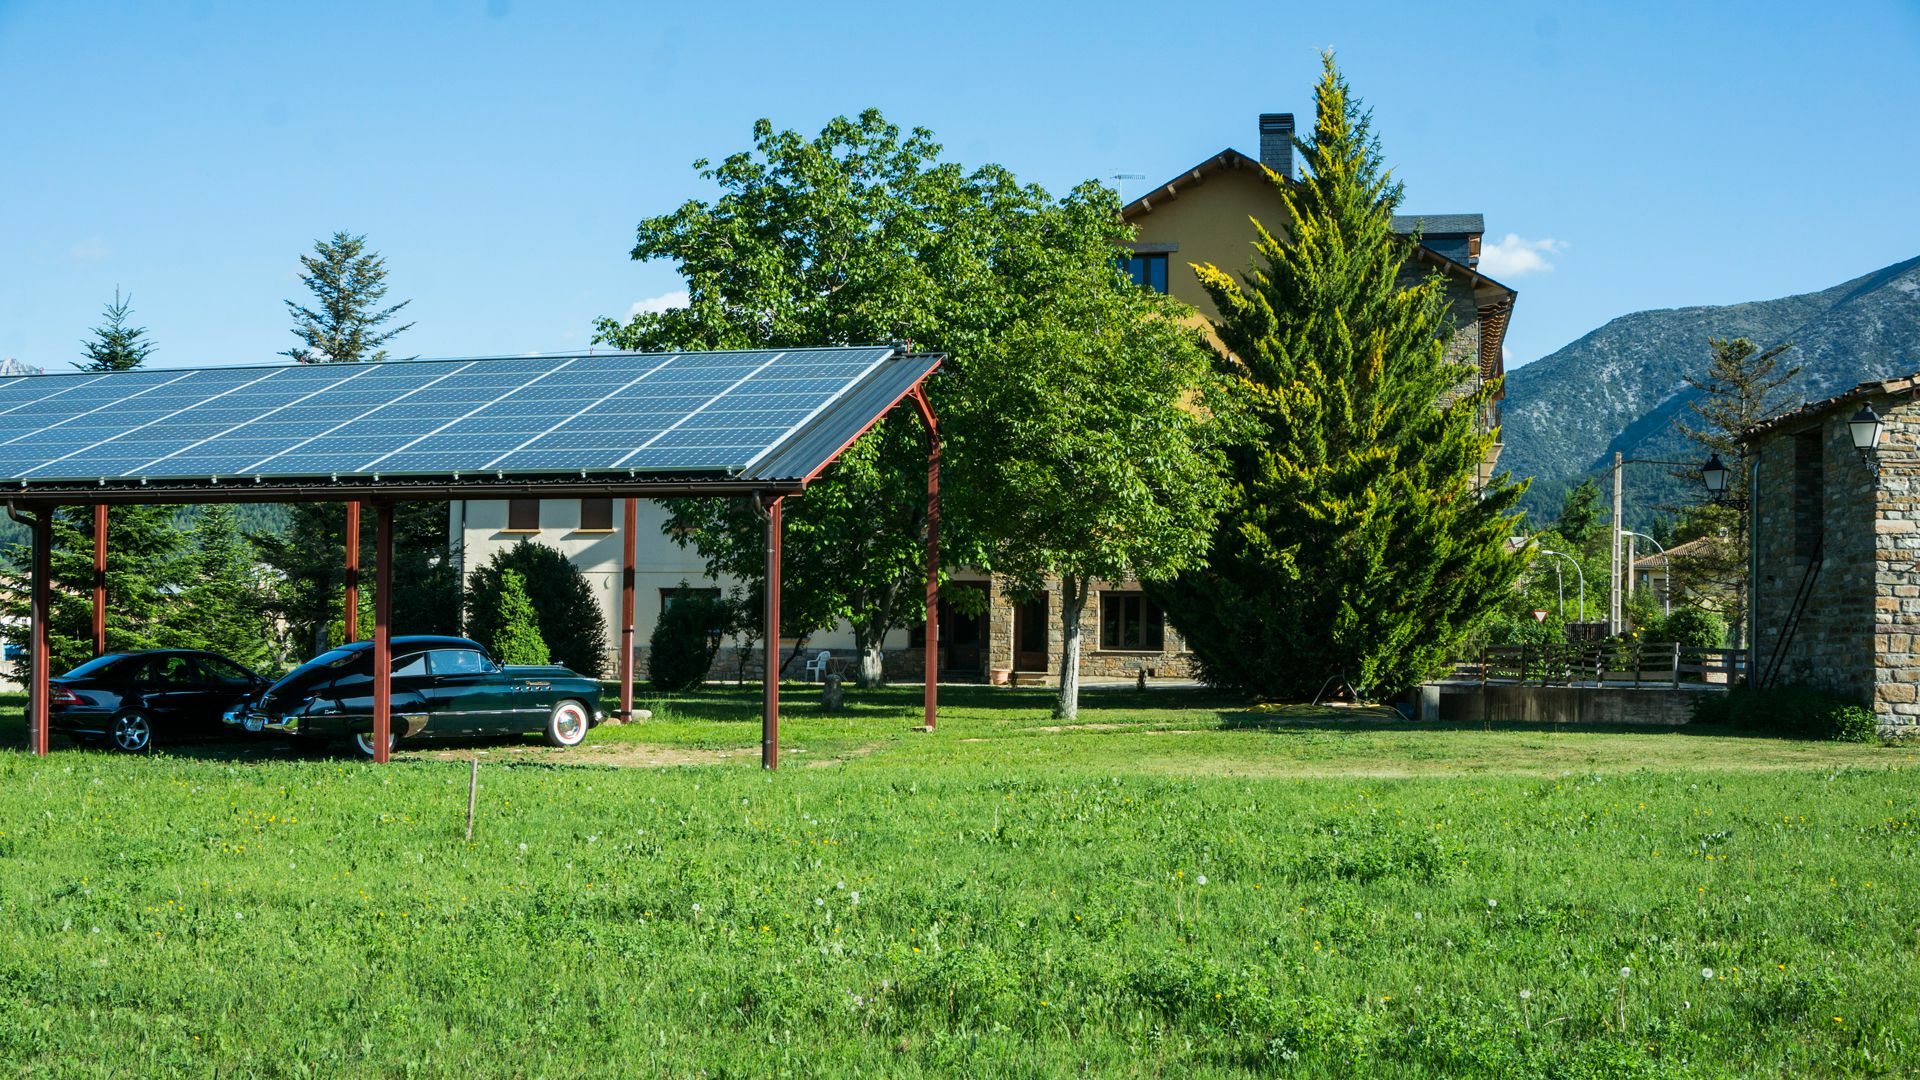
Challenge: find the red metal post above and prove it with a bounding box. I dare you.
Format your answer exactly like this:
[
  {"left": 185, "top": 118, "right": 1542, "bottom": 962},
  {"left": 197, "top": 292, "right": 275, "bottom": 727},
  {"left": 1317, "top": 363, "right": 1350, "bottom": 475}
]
[
  {"left": 29, "top": 509, "right": 51, "bottom": 756},
  {"left": 619, "top": 497, "right": 637, "bottom": 722},
  {"left": 344, "top": 501, "right": 361, "bottom": 642},
  {"left": 762, "top": 495, "right": 782, "bottom": 770},
  {"left": 910, "top": 388, "right": 940, "bottom": 731},
  {"left": 91, "top": 503, "right": 107, "bottom": 656},
  {"left": 372, "top": 501, "right": 393, "bottom": 763}
]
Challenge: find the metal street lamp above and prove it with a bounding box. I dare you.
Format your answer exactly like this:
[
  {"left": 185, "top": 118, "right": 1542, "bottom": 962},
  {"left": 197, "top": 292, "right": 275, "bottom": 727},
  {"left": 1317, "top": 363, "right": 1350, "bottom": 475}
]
[{"left": 1535, "top": 548, "right": 1587, "bottom": 623}]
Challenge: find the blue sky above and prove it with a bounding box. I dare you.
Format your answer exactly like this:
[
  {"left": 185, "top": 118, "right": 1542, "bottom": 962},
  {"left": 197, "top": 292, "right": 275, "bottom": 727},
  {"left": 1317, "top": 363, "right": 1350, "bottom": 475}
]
[{"left": 2, "top": 0, "right": 1916, "bottom": 372}]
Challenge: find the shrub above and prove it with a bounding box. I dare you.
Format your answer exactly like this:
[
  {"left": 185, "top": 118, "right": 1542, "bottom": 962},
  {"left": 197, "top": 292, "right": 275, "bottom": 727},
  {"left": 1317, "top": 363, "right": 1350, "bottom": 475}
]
[
  {"left": 479, "top": 571, "right": 550, "bottom": 666},
  {"left": 648, "top": 586, "right": 730, "bottom": 692},
  {"left": 1662, "top": 606, "right": 1727, "bottom": 648},
  {"left": 464, "top": 541, "right": 607, "bottom": 678},
  {"left": 1693, "top": 683, "right": 1880, "bottom": 741}
]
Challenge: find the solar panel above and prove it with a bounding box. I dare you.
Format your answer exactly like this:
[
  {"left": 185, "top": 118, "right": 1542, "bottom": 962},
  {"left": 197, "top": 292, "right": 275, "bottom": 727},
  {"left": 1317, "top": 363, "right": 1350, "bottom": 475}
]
[{"left": 0, "top": 345, "right": 935, "bottom": 490}]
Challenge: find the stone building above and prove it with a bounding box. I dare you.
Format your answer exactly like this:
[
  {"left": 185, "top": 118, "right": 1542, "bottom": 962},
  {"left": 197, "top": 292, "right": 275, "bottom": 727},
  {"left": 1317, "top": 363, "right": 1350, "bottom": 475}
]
[{"left": 1745, "top": 373, "right": 1913, "bottom": 730}]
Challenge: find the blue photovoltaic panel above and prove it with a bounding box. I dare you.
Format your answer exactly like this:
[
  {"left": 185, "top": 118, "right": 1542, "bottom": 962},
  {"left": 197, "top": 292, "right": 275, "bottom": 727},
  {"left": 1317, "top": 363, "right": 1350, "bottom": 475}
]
[{"left": 0, "top": 346, "right": 917, "bottom": 487}]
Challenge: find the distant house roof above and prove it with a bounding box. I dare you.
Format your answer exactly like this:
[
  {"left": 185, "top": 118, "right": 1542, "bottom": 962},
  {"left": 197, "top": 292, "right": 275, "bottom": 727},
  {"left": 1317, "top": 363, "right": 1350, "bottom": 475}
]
[
  {"left": 1634, "top": 535, "right": 1727, "bottom": 569},
  {"left": 1743, "top": 369, "right": 1920, "bottom": 441},
  {"left": 1391, "top": 214, "right": 1485, "bottom": 236}
]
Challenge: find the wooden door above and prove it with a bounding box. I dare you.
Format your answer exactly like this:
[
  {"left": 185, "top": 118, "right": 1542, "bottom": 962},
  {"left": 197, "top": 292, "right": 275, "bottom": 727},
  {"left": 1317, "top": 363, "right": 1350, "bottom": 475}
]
[{"left": 1013, "top": 595, "right": 1049, "bottom": 672}]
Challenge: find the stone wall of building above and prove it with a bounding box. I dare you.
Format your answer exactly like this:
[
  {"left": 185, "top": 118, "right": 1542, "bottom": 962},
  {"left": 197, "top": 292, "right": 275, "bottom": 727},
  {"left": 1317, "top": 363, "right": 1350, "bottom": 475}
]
[
  {"left": 1869, "top": 404, "right": 1920, "bottom": 728},
  {"left": 1750, "top": 408, "right": 1878, "bottom": 711}
]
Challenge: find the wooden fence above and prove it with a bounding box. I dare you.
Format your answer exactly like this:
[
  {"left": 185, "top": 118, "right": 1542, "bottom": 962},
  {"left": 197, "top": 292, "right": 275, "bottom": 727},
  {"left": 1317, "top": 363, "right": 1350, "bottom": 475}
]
[{"left": 1452, "top": 643, "right": 1746, "bottom": 688}]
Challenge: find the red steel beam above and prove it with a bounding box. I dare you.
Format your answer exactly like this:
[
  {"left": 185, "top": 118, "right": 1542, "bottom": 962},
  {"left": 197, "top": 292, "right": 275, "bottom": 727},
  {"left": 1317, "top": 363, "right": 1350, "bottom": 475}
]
[
  {"left": 372, "top": 501, "right": 393, "bottom": 763},
  {"left": 29, "top": 509, "right": 51, "bottom": 756},
  {"left": 619, "top": 497, "right": 637, "bottom": 722},
  {"left": 762, "top": 495, "right": 782, "bottom": 770},
  {"left": 92, "top": 503, "right": 107, "bottom": 656},
  {"left": 909, "top": 387, "right": 940, "bottom": 731},
  {"left": 344, "top": 501, "right": 361, "bottom": 642}
]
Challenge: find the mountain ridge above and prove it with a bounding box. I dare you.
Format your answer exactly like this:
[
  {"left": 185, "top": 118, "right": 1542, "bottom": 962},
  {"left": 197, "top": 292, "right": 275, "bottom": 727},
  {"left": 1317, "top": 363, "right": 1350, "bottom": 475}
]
[{"left": 1502, "top": 254, "right": 1920, "bottom": 524}]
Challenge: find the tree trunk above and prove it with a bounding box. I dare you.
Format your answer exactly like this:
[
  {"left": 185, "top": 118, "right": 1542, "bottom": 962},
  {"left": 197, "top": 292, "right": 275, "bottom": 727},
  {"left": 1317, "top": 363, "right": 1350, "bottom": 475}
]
[
  {"left": 1054, "top": 575, "right": 1087, "bottom": 721},
  {"left": 859, "top": 644, "right": 885, "bottom": 688}
]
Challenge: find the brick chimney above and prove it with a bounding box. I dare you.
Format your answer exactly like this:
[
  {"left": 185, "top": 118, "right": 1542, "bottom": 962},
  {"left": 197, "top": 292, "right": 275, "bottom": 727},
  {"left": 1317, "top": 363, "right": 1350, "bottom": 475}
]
[{"left": 1258, "top": 113, "right": 1295, "bottom": 180}]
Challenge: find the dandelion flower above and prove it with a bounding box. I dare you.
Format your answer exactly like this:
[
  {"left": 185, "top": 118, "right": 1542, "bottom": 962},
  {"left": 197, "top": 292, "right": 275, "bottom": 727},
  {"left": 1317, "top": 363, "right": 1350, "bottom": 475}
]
[
  {"left": 1701, "top": 967, "right": 1714, "bottom": 980},
  {"left": 691, "top": 903, "right": 702, "bottom": 914},
  {"left": 815, "top": 898, "right": 825, "bottom": 907},
  {"left": 1196, "top": 874, "right": 1208, "bottom": 886},
  {"left": 851, "top": 892, "right": 860, "bottom": 905},
  {"left": 1620, "top": 967, "right": 1633, "bottom": 979},
  {"left": 1487, "top": 898, "right": 1497, "bottom": 909},
  {"left": 1518, "top": 989, "right": 1531, "bottom": 1001}
]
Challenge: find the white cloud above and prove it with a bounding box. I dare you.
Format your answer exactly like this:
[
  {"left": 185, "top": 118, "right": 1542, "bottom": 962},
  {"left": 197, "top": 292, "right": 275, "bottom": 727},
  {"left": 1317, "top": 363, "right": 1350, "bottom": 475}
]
[
  {"left": 628, "top": 290, "right": 689, "bottom": 318},
  {"left": 70, "top": 237, "right": 112, "bottom": 265},
  {"left": 1478, "top": 234, "right": 1564, "bottom": 278}
]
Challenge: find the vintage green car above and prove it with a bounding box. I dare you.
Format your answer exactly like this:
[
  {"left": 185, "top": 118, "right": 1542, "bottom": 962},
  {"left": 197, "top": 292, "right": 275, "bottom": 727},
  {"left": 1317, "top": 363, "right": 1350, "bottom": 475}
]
[{"left": 226, "top": 635, "right": 602, "bottom": 756}]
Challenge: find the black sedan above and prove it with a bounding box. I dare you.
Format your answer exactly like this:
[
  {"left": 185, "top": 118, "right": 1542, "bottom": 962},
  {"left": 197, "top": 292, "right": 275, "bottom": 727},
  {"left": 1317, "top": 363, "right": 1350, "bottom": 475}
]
[
  {"left": 50, "top": 650, "right": 271, "bottom": 753},
  {"left": 227, "top": 635, "right": 603, "bottom": 756}
]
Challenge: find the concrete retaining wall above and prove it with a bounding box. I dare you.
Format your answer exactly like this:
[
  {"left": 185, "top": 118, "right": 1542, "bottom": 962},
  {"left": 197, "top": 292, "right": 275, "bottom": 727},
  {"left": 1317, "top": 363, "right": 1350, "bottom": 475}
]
[{"left": 1436, "top": 683, "right": 1716, "bottom": 726}]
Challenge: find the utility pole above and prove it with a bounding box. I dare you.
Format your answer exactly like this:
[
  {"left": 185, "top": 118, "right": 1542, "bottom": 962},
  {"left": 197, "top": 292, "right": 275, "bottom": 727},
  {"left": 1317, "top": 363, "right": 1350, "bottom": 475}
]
[{"left": 1610, "top": 451, "right": 1623, "bottom": 635}]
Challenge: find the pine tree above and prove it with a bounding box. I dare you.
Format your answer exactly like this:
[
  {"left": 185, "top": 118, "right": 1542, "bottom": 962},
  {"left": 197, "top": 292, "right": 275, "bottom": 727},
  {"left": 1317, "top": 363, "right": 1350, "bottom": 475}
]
[
  {"left": 1671, "top": 337, "right": 1802, "bottom": 645},
  {"left": 78, "top": 289, "right": 155, "bottom": 371},
  {"left": 282, "top": 232, "right": 413, "bottom": 363},
  {"left": 1153, "top": 55, "right": 1528, "bottom": 700},
  {"left": 160, "top": 506, "right": 277, "bottom": 669},
  {"left": 482, "top": 571, "right": 549, "bottom": 666},
  {"left": 0, "top": 505, "right": 187, "bottom": 676},
  {"left": 255, "top": 501, "right": 459, "bottom": 658}
]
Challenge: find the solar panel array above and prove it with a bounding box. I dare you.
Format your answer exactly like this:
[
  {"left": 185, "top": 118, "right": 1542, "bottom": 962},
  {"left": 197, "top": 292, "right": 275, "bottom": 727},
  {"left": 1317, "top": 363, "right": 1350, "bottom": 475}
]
[{"left": 0, "top": 346, "right": 911, "bottom": 485}]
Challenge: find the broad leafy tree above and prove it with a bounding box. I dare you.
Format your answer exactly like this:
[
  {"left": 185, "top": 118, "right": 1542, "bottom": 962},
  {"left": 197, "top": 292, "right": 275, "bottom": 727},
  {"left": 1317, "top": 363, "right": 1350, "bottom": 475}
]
[
  {"left": 282, "top": 231, "right": 413, "bottom": 363},
  {"left": 1154, "top": 56, "right": 1528, "bottom": 700},
  {"left": 78, "top": 289, "right": 155, "bottom": 371},
  {"left": 961, "top": 207, "right": 1233, "bottom": 719},
  {"left": 596, "top": 110, "right": 1209, "bottom": 686}
]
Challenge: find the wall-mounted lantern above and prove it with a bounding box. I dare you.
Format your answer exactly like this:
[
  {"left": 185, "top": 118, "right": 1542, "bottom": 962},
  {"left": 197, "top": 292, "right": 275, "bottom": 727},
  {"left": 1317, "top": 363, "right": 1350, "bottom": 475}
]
[
  {"left": 1850, "top": 403, "right": 1885, "bottom": 477},
  {"left": 1701, "top": 453, "right": 1728, "bottom": 497}
]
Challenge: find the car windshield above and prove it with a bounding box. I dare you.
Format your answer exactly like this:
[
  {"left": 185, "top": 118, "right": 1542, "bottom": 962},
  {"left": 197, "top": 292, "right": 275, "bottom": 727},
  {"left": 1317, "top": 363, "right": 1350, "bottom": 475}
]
[
  {"left": 62, "top": 654, "right": 132, "bottom": 679},
  {"left": 198, "top": 655, "right": 256, "bottom": 686}
]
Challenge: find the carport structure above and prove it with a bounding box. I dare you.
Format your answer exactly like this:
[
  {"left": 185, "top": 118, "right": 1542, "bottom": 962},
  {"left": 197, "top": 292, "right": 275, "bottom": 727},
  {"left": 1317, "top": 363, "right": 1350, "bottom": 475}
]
[{"left": 0, "top": 344, "right": 944, "bottom": 767}]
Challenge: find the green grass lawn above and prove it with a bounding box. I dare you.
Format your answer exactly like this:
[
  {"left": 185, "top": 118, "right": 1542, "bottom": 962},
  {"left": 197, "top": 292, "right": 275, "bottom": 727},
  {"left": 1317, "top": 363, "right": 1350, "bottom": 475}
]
[{"left": 1, "top": 685, "right": 1917, "bottom": 1076}]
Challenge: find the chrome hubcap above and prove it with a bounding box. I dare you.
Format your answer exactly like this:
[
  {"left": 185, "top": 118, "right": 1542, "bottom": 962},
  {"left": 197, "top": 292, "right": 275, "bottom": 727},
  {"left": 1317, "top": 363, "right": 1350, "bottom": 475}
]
[
  {"left": 354, "top": 732, "right": 389, "bottom": 756},
  {"left": 114, "top": 715, "right": 150, "bottom": 751},
  {"left": 555, "top": 704, "right": 586, "bottom": 743}
]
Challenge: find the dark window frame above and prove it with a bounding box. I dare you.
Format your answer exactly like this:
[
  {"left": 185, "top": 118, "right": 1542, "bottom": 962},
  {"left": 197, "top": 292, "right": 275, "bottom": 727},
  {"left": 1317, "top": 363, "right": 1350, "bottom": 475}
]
[
  {"left": 505, "top": 498, "right": 541, "bottom": 533},
  {"left": 1099, "top": 592, "right": 1165, "bottom": 652},
  {"left": 578, "top": 498, "right": 614, "bottom": 532},
  {"left": 1120, "top": 252, "right": 1170, "bottom": 293},
  {"left": 660, "top": 586, "right": 721, "bottom": 613},
  {"left": 1791, "top": 429, "right": 1824, "bottom": 561}
]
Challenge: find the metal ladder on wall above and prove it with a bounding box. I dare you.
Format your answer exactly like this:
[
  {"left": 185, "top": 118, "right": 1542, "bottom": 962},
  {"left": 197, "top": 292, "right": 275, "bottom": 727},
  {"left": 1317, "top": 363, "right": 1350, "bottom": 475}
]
[{"left": 1760, "top": 537, "right": 1823, "bottom": 689}]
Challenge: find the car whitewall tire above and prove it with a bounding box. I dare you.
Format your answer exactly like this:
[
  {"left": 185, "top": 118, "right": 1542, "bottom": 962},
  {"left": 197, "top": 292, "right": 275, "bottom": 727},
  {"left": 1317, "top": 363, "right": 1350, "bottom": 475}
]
[
  {"left": 352, "top": 729, "right": 398, "bottom": 758},
  {"left": 545, "top": 700, "right": 590, "bottom": 748}
]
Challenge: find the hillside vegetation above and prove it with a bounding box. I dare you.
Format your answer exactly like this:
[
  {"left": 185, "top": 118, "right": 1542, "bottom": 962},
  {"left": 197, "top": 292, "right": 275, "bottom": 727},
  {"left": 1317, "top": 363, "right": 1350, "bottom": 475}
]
[{"left": 1504, "top": 255, "right": 1920, "bottom": 524}]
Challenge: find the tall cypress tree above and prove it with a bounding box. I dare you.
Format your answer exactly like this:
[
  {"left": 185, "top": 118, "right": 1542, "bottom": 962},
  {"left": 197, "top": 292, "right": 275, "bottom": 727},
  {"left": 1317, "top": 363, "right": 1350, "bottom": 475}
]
[{"left": 1154, "top": 55, "right": 1527, "bottom": 699}]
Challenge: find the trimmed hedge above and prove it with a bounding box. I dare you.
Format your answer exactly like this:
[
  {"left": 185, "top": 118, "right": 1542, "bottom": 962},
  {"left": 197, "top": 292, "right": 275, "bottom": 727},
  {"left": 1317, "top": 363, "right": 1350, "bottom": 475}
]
[{"left": 1693, "top": 684, "right": 1880, "bottom": 742}]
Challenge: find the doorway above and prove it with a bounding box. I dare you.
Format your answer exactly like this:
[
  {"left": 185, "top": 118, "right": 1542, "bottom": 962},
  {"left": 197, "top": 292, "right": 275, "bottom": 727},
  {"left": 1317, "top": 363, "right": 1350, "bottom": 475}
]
[{"left": 1013, "top": 595, "right": 1049, "bottom": 673}]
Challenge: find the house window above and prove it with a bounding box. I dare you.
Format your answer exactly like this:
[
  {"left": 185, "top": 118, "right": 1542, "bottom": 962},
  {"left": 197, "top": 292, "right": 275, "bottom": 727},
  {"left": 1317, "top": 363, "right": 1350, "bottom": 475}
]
[
  {"left": 579, "top": 498, "right": 614, "bottom": 532},
  {"left": 1100, "top": 592, "right": 1164, "bottom": 651},
  {"left": 505, "top": 499, "right": 541, "bottom": 532},
  {"left": 1791, "top": 430, "right": 1823, "bottom": 560},
  {"left": 1120, "top": 253, "right": 1169, "bottom": 293},
  {"left": 660, "top": 586, "right": 721, "bottom": 613}
]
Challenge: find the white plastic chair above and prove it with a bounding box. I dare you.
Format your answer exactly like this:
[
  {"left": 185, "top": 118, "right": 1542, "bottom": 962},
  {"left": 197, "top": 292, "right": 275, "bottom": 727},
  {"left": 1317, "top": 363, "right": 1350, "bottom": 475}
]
[{"left": 803, "top": 650, "right": 832, "bottom": 682}]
